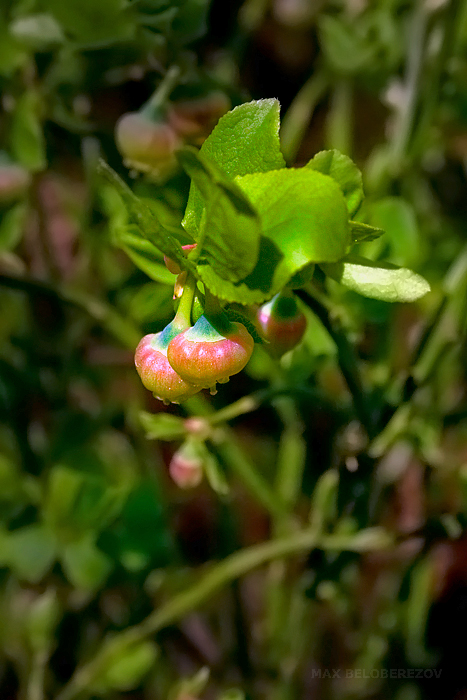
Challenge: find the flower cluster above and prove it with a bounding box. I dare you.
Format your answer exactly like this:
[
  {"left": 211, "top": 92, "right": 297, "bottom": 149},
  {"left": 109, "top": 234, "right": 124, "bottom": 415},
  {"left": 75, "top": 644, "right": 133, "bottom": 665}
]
[
  {"left": 135, "top": 256, "right": 307, "bottom": 405},
  {"left": 135, "top": 313, "right": 254, "bottom": 405}
]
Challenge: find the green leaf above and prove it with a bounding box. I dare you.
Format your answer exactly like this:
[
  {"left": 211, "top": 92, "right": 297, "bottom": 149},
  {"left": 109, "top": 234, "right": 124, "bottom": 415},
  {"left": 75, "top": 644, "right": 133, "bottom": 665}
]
[
  {"left": 236, "top": 167, "right": 350, "bottom": 276},
  {"left": 118, "top": 228, "right": 177, "bottom": 284},
  {"left": 350, "top": 220, "right": 385, "bottom": 244},
  {"left": 169, "top": 667, "right": 210, "bottom": 700},
  {"left": 0, "top": 203, "right": 28, "bottom": 250},
  {"left": 10, "top": 13, "right": 65, "bottom": 49},
  {"left": 61, "top": 535, "right": 112, "bottom": 589},
  {"left": 43, "top": 462, "right": 129, "bottom": 541},
  {"left": 195, "top": 168, "right": 349, "bottom": 304},
  {"left": 44, "top": 0, "right": 134, "bottom": 44},
  {"left": 171, "top": 0, "right": 211, "bottom": 43},
  {"left": 6, "top": 525, "right": 56, "bottom": 583},
  {"left": 363, "top": 197, "right": 420, "bottom": 267},
  {"left": 0, "top": 19, "right": 28, "bottom": 76},
  {"left": 321, "top": 254, "right": 431, "bottom": 302},
  {"left": 195, "top": 261, "right": 274, "bottom": 305},
  {"left": 89, "top": 634, "right": 158, "bottom": 693},
  {"left": 218, "top": 690, "right": 245, "bottom": 700},
  {"left": 127, "top": 282, "right": 174, "bottom": 324},
  {"left": 178, "top": 148, "right": 261, "bottom": 281},
  {"left": 306, "top": 149, "right": 363, "bottom": 217},
  {"left": 10, "top": 91, "right": 46, "bottom": 172},
  {"left": 203, "top": 448, "right": 229, "bottom": 496},
  {"left": 183, "top": 99, "right": 285, "bottom": 235},
  {"left": 309, "top": 470, "right": 338, "bottom": 532},
  {"left": 319, "top": 15, "right": 374, "bottom": 74},
  {"left": 140, "top": 412, "right": 186, "bottom": 441},
  {"left": 26, "top": 590, "right": 61, "bottom": 653},
  {"left": 98, "top": 160, "right": 191, "bottom": 272}
]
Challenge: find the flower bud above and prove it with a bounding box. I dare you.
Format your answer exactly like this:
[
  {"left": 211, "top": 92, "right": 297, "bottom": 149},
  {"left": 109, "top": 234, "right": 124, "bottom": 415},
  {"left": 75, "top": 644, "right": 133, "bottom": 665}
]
[
  {"left": 164, "top": 243, "right": 197, "bottom": 275},
  {"left": 0, "top": 163, "right": 31, "bottom": 203},
  {"left": 169, "top": 440, "right": 204, "bottom": 489},
  {"left": 135, "top": 322, "right": 201, "bottom": 404},
  {"left": 257, "top": 292, "right": 307, "bottom": 357},
  {"left": 167, "top": 314, "right": 254, "bottom": 390},
  {"left": 115, "top": 112, "right": 180, "bottom": 176}
]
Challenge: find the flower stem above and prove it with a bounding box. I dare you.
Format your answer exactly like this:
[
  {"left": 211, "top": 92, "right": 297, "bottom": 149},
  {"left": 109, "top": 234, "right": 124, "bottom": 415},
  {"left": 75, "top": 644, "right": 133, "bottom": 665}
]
[
  {"left": 297, "top": 284, "right": 376, "bottom": 439},
  {"left": 53, "top": 526, "right": 392, "bottom": 700},
  {"left": 142, "top": 65, "right": 181, "bottom": 118},
  {"left": 173, "top": 272, "right": 197, "bottom": 328}
]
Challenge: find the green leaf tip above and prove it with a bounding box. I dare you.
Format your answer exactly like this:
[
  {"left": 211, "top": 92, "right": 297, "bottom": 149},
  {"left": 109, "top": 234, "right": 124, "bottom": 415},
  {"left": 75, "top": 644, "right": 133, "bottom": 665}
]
[
  {"left": 306, "top": 149, "right": 363, "bottom": 217},
  {"left": 183, "top": 98, "right": 285, "bottom": 236}
]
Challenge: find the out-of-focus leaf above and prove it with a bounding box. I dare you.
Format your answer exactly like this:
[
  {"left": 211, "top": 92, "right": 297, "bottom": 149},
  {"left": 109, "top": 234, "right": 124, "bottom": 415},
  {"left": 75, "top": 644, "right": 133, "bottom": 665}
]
[
  {"left": 309, "top": 470, "right": 339, "bottom": 532},
  {"left": 140, "top": 411, "right": 186, "bottom": 440},
  {"left": 61, "top": 535, "right": 112, "bottom": 589},
  {"left": 118, "top": 228, "right": 178, "bottom": 284},
  {"left": 203, "top": 448, "right": 229, "bottom": 495},
  {"left": 363, "top": 197, "right": 420, "bottom": 267},
  {"left": 0, "top": 19, "right": 28, "bottom": 75},
  {"left": 89, "top": 634, "right": 158, "bottom": 693},
  {"left": 10, "top": 13, "right": 65, "bottom": 48},
  {"left": 44, "top": 0, "right": 135, "bottom": 44},
  {"left": 98, "top": 160, "right": 190, "bottom": 271},
  {"left": 4, "top": 525, "right": 56, "bottom": 583},
  {"left": 10, "top": 91, "right": 46, "bottom": 171},
  {"left": 0, "top": 203, "right": 28, "bottom": 250},
  {"left": 26, "top": 589, "right": 61, "bottom": 653},
  {"left": 168, "top": 667, "right": 210, "bottom": 700}
]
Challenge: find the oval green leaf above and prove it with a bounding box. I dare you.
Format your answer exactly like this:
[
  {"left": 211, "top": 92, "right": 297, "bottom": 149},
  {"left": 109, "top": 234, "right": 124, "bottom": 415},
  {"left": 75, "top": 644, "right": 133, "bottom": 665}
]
[{"left": 321, "top": 254, "right": 431, "bottom": 302}]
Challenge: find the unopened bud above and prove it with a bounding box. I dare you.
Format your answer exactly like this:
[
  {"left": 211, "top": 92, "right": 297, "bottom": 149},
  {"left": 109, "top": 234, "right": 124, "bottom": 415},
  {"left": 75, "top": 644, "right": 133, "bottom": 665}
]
[{"left": 169, "top": 440, "right": 204, "bottom": 489}]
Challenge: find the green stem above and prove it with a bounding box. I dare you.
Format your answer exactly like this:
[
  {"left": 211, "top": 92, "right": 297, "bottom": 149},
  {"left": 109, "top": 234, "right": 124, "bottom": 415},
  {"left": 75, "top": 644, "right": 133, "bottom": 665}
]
[
  {"left": 389, "top": 0, "right": 428, "bottom": 170},
  {"left": 208, "top": 392, "right": 263, "bottom": 424},
  {"left": 26, "top": 651, "right": 48, "bottom": 700},
  {"left": 409, "top": 0, "right": 462, "bottom": 162},
  {"left": 53, "top": 526, "right": 392, "bottom": 700},
  {"left": 297, "top": 285, "right": 375, "bottom": 438},
  {"left": 141, "top": 65, "right": 181, "bottom": 118},
  {"left": 173, "top": 272, "right": 197, "bottom": 328},
  {"left": 0, "top": 274, "right": 141, "bottom": 349},
  {"left": 280, "top": 71, "right": 329, "bottom": 164},
  {"left": 325, "top": 79, "right": 353, "bottom": 156},
  {"left": 183, "top": 393, "right": 285, "bottom": 517},
  {"left": 273, "top": 396, "right": 306, "bottom": 512},
  {"left": 215, "top": 429, "right": 287, "bottom": 519}
]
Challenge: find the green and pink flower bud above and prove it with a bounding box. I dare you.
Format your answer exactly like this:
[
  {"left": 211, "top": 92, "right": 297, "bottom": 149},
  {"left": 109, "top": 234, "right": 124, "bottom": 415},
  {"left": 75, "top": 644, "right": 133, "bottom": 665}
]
[
  {"left": 135, "top": 321, "right": 200, "bottom": 404},
  {"left": 115, "top": 111, "right": 180, "bottom": 176},
  {"left": 0, "top": 163, "right": 31, "bottom": 203},
  {"left": 167, "top": 314, "right": 254, "bottom": 391},
  {"left": 169, "top": 440, "right": 204, "bottom": 489},
  {"left": 257, "top": 292, "right": 307, "bottom": 357},
  {"left": 164, "top": 243, "right": 197, "bottom": 275}
]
